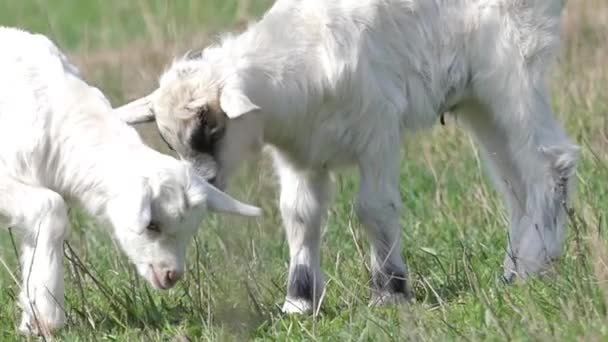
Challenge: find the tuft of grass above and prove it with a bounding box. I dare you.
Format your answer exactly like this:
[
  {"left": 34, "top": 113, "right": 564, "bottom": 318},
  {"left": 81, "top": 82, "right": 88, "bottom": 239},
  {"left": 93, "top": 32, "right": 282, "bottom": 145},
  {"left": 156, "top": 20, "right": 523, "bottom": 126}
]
[{"left": 1, "top": 0, "right": 607, "bottom": 340}]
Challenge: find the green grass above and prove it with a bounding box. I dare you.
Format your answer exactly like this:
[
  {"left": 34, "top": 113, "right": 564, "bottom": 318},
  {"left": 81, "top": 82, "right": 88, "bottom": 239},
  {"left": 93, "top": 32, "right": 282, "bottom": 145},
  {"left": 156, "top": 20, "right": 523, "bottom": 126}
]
[
  {"left": 1, "top": 1, "right": 607, "bottom": 340},
  {"left": 0, "top": 0, "right": 272, "bottom": 49}
]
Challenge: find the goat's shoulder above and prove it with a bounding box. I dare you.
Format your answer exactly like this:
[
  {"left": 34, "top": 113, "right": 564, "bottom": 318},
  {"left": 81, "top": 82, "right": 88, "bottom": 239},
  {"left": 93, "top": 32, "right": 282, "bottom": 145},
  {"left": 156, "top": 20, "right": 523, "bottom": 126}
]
[{"left": 0, "top": 28, "right": 75, "bottom": 109}]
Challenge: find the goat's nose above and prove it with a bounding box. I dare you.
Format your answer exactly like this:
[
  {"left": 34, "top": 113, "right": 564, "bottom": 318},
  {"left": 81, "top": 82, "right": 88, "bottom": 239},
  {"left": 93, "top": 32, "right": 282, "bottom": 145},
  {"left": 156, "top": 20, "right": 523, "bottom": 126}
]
[
  {"left": 207, "top": 176, "right": 217, "bottom": 185},
  {"left": 164, "top": 270, "right": 183, "bottom": 287}
]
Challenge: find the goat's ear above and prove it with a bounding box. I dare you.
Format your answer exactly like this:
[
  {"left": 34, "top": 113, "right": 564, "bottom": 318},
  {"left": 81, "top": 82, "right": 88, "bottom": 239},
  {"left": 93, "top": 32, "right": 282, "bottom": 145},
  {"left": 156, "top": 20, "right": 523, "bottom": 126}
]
[
  {"left": 219, "top": 86, "right": 260, "bottom": 119},
  {"left": 114, "top": 90, "right": 158, "bottom": 124},
  {"left": 188, "top": 178, "right": 261, "bottom": 217}
]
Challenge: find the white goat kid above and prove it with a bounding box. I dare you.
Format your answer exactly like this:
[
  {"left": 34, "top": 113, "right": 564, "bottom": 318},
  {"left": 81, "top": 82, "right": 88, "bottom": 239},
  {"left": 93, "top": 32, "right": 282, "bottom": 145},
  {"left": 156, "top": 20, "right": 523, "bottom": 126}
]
[
  {"left": 0, "top": 27, "right": 260, "bottom": 335},
  {"left": 116, "top": 0, "right": 579, "bottom": 314}
]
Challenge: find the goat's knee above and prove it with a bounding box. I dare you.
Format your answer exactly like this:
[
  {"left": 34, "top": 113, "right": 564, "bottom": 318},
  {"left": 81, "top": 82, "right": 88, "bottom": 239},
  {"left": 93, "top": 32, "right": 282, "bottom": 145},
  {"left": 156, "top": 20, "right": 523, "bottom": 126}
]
[
  {"left": 355, "top": 188, "right": 403, "bottom": 252},
  {"left": 355, "top": 191, "right": 402, "bottom": 227}
]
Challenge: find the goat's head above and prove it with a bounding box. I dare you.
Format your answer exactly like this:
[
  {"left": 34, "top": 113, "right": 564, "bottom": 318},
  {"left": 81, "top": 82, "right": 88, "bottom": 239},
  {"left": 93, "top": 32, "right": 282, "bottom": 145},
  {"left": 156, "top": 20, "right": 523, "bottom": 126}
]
[
  {"left": 114, "top": 58, "right": 263, "bottom": 190},
  {"left": 106, "top": 164, "right": 261, "bottom": 290}
]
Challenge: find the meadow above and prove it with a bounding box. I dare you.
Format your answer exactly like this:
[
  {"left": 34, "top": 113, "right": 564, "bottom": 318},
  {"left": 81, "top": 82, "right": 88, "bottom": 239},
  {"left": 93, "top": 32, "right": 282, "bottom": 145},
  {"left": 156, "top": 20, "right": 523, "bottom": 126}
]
[{"left": 0, "top": 0, "right": 607, "bottom": 340}]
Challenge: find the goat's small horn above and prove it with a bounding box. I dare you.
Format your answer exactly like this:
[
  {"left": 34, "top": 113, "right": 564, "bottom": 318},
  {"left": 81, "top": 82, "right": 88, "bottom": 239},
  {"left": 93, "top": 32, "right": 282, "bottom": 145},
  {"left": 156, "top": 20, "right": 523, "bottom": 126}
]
[
  {"left": 114, "top": 89, "right": 159, "bottom": 124},
  {"left": 203, "top": 182, "right": 262, "bottom": 217}
]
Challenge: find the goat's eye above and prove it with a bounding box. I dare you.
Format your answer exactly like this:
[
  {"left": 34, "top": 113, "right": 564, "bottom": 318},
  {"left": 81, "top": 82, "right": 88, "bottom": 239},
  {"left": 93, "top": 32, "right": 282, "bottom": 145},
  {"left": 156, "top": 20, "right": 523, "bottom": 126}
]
[
  {"left": 209, "top": 126, "right": 225, "bottom": 142},
  {"left": 147, "top": 222, "right": 161, "bottom": 233}
]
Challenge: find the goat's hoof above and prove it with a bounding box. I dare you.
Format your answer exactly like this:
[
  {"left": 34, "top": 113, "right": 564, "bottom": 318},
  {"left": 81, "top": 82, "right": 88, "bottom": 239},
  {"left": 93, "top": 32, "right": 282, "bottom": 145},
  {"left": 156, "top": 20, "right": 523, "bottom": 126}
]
[
  {"left": 18, "top": 312, "right": 63, "bottom": 337},
  {"left": 502, "top": 269, "right": 520, "bottom": 283},
  {"left": 282, "top": 297, "right": 313, "bottom": 314},
  {"left": 503, "top": 265, "right": 557, "bottom": 284},
  {"left": 369, "top": 291, "right": 411, "bottom": 307}
]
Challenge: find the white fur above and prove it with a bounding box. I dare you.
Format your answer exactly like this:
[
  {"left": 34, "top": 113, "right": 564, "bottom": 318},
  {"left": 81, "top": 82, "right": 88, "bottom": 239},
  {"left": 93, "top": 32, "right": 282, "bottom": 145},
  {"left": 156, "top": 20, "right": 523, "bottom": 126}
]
[
  {"left": 0, "top": 27, "right": 260, "bottom": 335},
  {"left": 117, "top": 0, "right": 579, "bottom": 313}
]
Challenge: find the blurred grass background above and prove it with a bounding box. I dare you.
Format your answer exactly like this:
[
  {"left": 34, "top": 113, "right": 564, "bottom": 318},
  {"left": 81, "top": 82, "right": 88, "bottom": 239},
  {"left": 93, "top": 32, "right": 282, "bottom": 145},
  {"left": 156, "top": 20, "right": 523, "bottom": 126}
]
[
  {"left": 0, "top": 0, "right": 607, "bottom": 340},
  {"left": 0, "top": 0, "right": 271, "bottom": 48}
]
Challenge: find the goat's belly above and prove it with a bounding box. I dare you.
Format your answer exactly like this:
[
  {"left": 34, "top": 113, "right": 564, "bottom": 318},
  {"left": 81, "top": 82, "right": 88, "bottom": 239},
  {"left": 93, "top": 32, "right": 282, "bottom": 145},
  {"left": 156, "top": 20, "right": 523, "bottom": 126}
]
[
  {"left": 308, "top": 137, "right": 365, "bottom": 170},
  {"left": 270, "top": 141, "right": 357, "bottom": 171},
  {"left": 318, "top": 150, "right": 356, "bottom": 170}
]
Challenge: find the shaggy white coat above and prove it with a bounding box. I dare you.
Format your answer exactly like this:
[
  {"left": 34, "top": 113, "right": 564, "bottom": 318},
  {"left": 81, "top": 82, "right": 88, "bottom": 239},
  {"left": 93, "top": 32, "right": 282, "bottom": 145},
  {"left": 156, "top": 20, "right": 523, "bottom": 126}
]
[
  {"left": 117, "top": 0, "right": 579, "bottom": 314},
  {"left": 0, "top": 27, "right": 260, "bottom": 335}
]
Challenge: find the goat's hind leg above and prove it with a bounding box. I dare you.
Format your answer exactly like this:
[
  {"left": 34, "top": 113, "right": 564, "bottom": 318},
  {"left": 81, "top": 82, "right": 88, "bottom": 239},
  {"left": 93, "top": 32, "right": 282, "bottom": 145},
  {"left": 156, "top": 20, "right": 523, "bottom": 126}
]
[{"left": 0, "top": 176, "right": 69, "bottom": 335}]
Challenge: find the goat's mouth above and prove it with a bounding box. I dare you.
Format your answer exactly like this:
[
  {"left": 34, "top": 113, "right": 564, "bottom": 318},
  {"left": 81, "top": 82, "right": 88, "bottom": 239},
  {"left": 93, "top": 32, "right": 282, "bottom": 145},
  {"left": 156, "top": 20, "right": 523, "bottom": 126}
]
[{"left": 147, "top": 264, "right": 172, "bottom": 290}]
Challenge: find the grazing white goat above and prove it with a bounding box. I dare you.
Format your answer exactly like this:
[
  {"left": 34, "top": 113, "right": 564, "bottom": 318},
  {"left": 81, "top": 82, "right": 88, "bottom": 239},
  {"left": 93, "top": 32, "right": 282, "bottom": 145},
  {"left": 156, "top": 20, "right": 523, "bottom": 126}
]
[
  {"left": 116, "top": 0, "right": 579, "bottom": 314},
  {"left": 0, "top": 27, "right": 261, "bottom": 335}
]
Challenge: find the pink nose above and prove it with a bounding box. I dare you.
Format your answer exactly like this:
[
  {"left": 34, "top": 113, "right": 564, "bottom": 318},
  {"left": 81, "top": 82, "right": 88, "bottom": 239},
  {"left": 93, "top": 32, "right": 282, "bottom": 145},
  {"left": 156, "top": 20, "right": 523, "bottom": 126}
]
[{"left": 164, "top": 269, "right": 183, "bottom": 287}]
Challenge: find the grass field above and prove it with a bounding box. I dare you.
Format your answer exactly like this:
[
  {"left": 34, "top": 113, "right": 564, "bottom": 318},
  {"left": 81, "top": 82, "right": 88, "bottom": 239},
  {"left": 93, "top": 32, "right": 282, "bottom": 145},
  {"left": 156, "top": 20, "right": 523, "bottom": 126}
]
[{"left": 0, "top": 1, "right": 607, "bottom": 340}]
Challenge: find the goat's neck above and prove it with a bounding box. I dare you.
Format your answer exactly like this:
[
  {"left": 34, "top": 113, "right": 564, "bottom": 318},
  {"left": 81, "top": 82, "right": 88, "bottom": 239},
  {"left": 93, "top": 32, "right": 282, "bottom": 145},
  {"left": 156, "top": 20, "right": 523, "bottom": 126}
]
[
  {"left": 46, "top": 74, "right": 159, "bottom": 215},
  {"left": 223, "top": 62, "right": 316, "bottom": 152},
  {"left": 52, "top": 133, "right": 151, "bottom": 216}
]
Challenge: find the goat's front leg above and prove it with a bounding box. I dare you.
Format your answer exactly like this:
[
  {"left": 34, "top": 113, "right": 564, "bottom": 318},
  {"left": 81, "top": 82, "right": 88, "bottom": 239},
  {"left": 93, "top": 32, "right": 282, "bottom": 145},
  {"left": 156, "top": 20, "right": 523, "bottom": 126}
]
[
  {"left": 274, "top": 154, "right": 332, "bottom": 314},
  {"left": 356, "top": 134, "right": 411, "bottom": 305},
  {"left": 0, "top": 179, "right": 69, "bottom": 336},
  {"left": 19, "top": 237, "right": 66, "bottom": 336}
]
